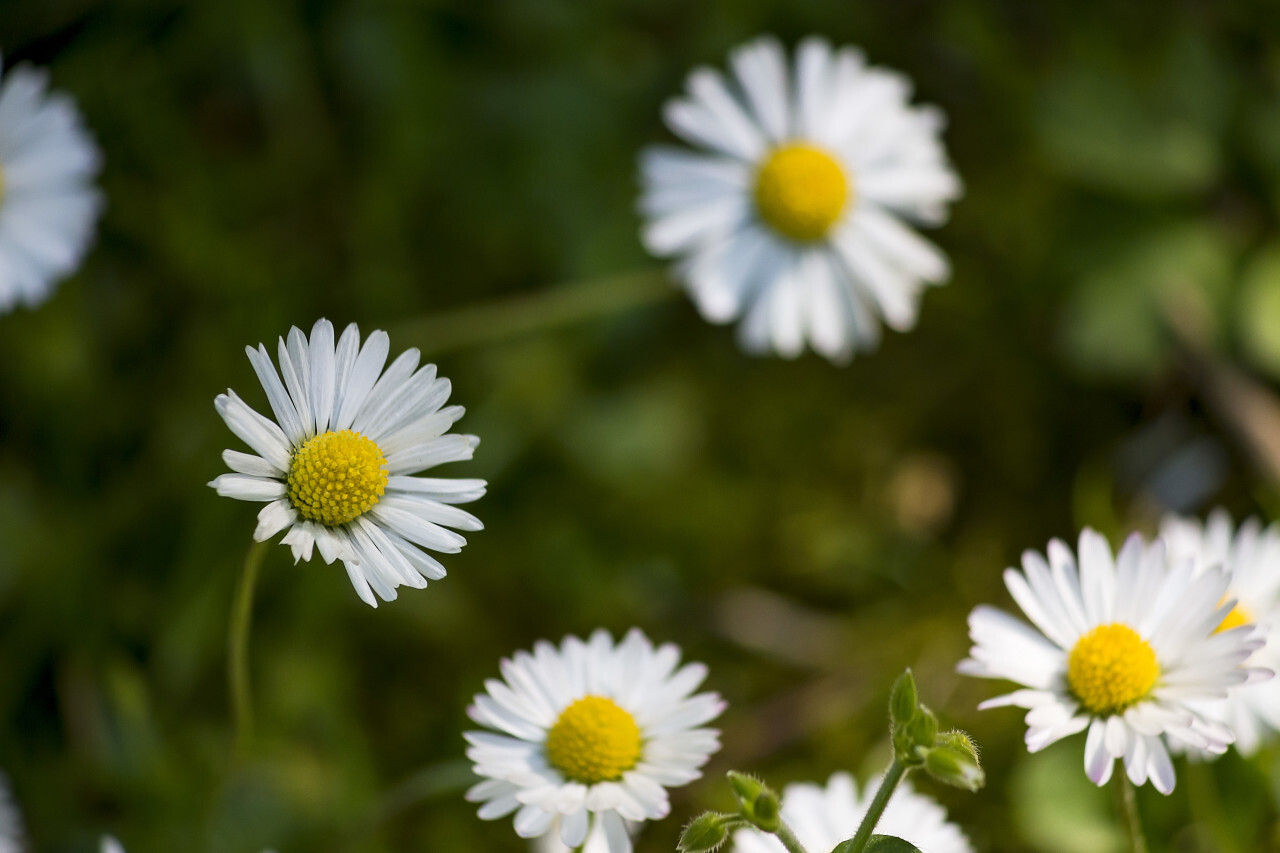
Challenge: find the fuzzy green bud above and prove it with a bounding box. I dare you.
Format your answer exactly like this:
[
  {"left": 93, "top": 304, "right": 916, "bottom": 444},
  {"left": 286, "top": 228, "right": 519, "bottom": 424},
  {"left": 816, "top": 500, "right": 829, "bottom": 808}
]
[
  {"left": 679, "top": 812, "right": 733, "bottom": 852},
  {"left": 889, "top": 669, "right": 919, "bottom": 726},
  {"left": 750, "top": 789, "right": 781, "bottom": 832},
  {"left": 727, "top": 771, "right": 767, "bottom": 805},
  {"left": 903, "top": 707, "right": 938, "bottom": 762},
  {"left": 924, "top": 731, "right": 984, "bottom": 791}
]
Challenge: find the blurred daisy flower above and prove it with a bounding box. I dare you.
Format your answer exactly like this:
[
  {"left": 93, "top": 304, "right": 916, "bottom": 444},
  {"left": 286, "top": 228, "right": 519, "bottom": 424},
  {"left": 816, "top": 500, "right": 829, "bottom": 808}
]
[
  {"left": 729, "top": 772, "right": 971, "bottom": 853},
  {"left": 639, "top": 35, "right": 960, "bottom": 363},
  {"left": 466, "top": 629, "right": 724, "bottom": 853},
  {"left": 0, "top": 55, "right": 102, "bottom": 314},
  {"left": 1160, "top": 509, "right": 1280, "bottom": 756},
  {"left": 210, "top": 319, "right": 485, "bottom": 607},
  {"left": 0, "top": 773, "right": 22, "bottom": 853},
  {"left": 959, "top": 528, "right": 1269, "bottom": 793}
]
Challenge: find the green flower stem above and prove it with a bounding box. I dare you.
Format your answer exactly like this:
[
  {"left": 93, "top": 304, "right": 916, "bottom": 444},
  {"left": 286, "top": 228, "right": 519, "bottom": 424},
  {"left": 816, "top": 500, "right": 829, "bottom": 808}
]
[
  {"left": 228, "top": 539, "right": 269, "bottom": 755},
  {"left": 844, "top": 758, "right": 907, "bottom": 853},
  {"left": 1116, "top": 774, "right": 1148, "bottom": 853},
  {"left": 390, "top": 269, "right": 675, "bottom": 357},
  {"left": 773, "top": 821, "right": 811, "bottom": 853}
]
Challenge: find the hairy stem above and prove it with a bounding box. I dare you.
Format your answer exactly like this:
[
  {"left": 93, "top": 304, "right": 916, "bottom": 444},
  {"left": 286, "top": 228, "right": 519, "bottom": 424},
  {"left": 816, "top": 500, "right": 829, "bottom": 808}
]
[{"left": 843, "top": 759, "right": 907, "bottom": 853}]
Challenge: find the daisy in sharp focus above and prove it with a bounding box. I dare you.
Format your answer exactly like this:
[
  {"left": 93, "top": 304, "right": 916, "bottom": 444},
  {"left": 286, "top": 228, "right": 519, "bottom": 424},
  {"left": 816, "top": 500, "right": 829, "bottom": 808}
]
[
  {"left": 730, "top": 772, "right": 972, "bottom": 853},
  {"left": 0, "top": 55, "right": 102, "bottom": 313},
  {"left": 639, "top": 35, "right": 960, "bottom": 363},
  {"left": 209, "top": 319, "right": 486, "bottom": 607},
  {"left": 466, "top": 629, "right": 724, "bottom": 853},
  {"left": 1159, "top": 509, "right": 1280, "bottom": 756},
  {"left": 958, "top": 528, "right": 1269, "bottom": 794}
]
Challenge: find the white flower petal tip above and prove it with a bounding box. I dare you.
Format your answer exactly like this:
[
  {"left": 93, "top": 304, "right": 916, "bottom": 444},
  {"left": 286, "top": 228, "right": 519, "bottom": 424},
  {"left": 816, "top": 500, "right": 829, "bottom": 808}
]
[
  {"left": 467, "top": 630, "right": 724, "bottom": 853},
  {"left": 639, "top": 35, "right": 959, "bottom": 363},
  {"left": 0, "top": 60, "right": 104, "bottom": 315},
  {"left": 211, "top": 320, "right": 484, "bottom": 606},
  {"left": 961, "top": 526, "right": 1266, "bottom": 791},
  {"left": 728, "top": 773, "right": 971, "bottom": 853}
]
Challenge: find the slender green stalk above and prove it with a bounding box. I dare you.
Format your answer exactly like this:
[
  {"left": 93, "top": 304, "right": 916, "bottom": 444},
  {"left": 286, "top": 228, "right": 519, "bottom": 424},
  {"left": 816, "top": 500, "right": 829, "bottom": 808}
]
[
  {"left": 390, "top": 269, "right": 675, "bottom": 356},
  {"left": 228, "top": 540, "right": 269, "bottom": 754},
  {"left": 773, "top": 821, "right": 811, "bottom": 853},
  {"left": 1116, "top": 774, "right": 1148, "bottom": 853},
  {"left": 843, "top": 759, "right": 907, "bottom": 853}
]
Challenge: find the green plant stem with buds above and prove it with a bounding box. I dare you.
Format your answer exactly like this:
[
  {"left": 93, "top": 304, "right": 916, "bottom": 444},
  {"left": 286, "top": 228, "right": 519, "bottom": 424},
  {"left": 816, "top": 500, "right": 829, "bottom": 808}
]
[
  {"left": 228, "top": 539, "right": 268, "bottom": 756},
  {"left": 842, "top": 758, "right": 907, "bottom": 853}
]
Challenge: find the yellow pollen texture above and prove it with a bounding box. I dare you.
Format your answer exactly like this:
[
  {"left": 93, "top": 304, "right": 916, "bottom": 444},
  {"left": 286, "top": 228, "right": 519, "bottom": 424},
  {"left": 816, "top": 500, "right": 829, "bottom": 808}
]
[
  {"left": 287, "top": 429, "right": 388, "bottom": 527},
  {"left": 545, "top": 695, "right": 642, "bottom": 784},
  {"left": 1216, "top": 600, "right": 1252, "bottom": 633},
  {"left": 1067, "top": 623, "right": 1159, "bottom": 715},
  {"left": 753, "top": 143, "right": 850, "bottom": 242}
]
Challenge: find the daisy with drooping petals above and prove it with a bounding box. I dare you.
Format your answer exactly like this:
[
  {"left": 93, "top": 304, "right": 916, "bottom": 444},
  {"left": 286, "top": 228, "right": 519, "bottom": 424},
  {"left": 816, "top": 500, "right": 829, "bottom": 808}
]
[
  {"left": 210, "top": 319, "right": 486, "bottom": 607},
  {"left": 730, "top": 772, "right": 971, "bottom": 853},
  {"left": 1160, "top": 509, "right": 1280, "bottom": 756},
  {"left": 958, "top": 528, "right": 1269, "bottom": 794},
  {"left": 0, "top": 56, "right": 102, "bottom": 313},
  {"left": 639, "top": 35, "right": 960, "bottom": 363},
  {"left": 466, "top": 629, "right": 724, "bottom": 853}
]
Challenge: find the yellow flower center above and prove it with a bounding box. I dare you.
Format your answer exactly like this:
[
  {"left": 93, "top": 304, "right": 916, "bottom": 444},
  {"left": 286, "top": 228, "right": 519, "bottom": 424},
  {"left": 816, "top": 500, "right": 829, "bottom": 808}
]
[
  {"left": 287, "top": 429, "right": 388, "bottom": 527},
  {"left": 1216, "top": 600, "right": 1252, "bottom": 633},
  {"left": 1067, "top": 624, "right": 1160, "bottom": 715},
  {"left": 753, "top": 143, "right": 850, "bottom": 242},
  {"left": 545, "top": 695, "right": 642, "bottom": 784}
]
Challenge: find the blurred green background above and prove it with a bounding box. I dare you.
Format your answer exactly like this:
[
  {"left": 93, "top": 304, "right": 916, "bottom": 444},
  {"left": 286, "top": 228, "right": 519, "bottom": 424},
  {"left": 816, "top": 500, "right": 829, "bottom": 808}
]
[{"left": 4, "top": 0, "right": 1280, "bottom": 851}]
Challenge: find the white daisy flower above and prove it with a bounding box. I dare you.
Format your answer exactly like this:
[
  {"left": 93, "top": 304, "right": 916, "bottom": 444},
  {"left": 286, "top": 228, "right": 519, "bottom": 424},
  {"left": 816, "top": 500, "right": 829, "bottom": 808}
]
[
  {"left": 639, "top": 35, "right": 960, "bottom": 363},
  {"left": 730, "top": 772, "right": 971, "bottom": 853},
  {"left": 0, "top": 772, "right": 22, "bottom": 853},
  {"left": 0, "top": 55, "right": 102, "bottom": 313},
  {"left": 1159, "top": 509, "right": 1280, "bottom": 756},
  {"left": 209, "top": 318, "right": 486, "bottom": 607},
  {"left": 465, "top": 629, "right": 725, "bottom": 853},
  {"left": 958, "top": 528, "right": 1269, "bottom": 793}
]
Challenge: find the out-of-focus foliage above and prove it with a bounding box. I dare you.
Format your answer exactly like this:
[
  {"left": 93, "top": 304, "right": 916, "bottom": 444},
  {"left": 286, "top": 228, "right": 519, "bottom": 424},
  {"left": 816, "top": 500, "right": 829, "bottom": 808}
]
[{"left": 2, "top": 1, "right": 1280, "bottom": 851}]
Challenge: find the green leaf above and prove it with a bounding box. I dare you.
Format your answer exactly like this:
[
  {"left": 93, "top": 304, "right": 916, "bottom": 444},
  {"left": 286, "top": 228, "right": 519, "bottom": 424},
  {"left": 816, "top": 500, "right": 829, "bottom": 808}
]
[{"left": 833, "top": 836, "right": 923, "bottom": 853}]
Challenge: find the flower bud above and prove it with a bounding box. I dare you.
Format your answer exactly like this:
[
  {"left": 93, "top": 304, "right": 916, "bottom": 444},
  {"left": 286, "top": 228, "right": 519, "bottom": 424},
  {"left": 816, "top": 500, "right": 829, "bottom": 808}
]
[
  {"left": 750, "top": 789, "right": 781, "bottom": 833},
  {"left": 727, "top": 771, "right": 766, "bottom": 805},
  {"left": 679, "top": 812, "right": 732, "bottom": 852},
  {"left": 889, "top": 669, "right": 919, "bottom": 726},
  {"left": 903, "top": 707, "right": 938, "bottom": 761},
  {"left": 924, "top": 733, "right": 985, "bottom": 791}
]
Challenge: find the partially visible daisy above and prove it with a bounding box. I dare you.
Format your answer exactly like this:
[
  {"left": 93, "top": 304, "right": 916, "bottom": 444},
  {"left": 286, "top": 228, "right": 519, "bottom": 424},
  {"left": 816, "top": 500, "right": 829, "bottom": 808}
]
[
  {"left": 730, "top": 772, "right": 971, "bottom": 853},
  {"left": 466, "top": 629, "right": 724, "bottom": 853},
  {"left": 210, "top": 319, "right": 486, "bottom": 607},
  {"left": 1159, "top": 509, "right": 1280, "bottom": 756},
  {"left": 958, "top": 528, "right": 1268, "bottom": 793},
  {"left": 0, "top": 55, "right": 102, "bottom": 313},
  {"left": 639, "top": 35, "right": 960, "bottom": 363},
  {"left": 0, "top": 772, "right": 22, "bottom": 853}
]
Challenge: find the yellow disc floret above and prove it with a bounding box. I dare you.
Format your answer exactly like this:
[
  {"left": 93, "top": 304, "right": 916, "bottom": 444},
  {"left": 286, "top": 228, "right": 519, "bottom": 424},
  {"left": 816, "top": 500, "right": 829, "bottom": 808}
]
[
  {"left": 287, "top": 429, "right": 388, "bottom": 527},
  {"left": 1067, "top": 623, "right": 1160, "bottom": 715},
  {"left": 545, "top": 695, "right": 642, "bottom": 784},
  {"left": 1216, "top": 601, "right": 1252, "bottom": 633},
  {"left": 753, "top": 143, "right": 850, "bottom": 242}
]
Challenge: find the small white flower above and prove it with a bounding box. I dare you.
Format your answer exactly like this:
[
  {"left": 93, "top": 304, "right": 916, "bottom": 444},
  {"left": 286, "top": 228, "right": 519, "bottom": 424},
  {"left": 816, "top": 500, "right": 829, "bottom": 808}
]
[
  {"left": 959, "top": 528, "right": 1269, "bottom": 793},
  {"left": 0, "top": 56, "right": 102, "bottom": 313},
  {"left": 210, "top": 319, "right": 486, "bottom": 607},
  {"left": 639, "top": 35, "right": 960, "bottom": 363},
  {"left": 466, "top": 629, "right": 724, "bottom": 853},
  {"left": 730, "top": 772, "right": 971, "bottom": 853},
  {"left": 0, "top": 772, "right": 22, "bottom": 853},
  {"left": 1160, "top": 509, "right": 1280, "bottom": 756}
]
